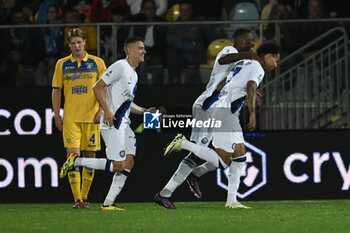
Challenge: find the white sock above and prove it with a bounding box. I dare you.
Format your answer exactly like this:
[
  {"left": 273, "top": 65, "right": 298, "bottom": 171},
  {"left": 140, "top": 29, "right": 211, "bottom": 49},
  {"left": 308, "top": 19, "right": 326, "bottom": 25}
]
[
  {"left": 160, "top": 155, "right": 197, "bottom": 198},
  {"left": 226, "top": 158, "right": 245, "bottom": 205},
  {"left": 192, "top": 162, "right": 217, "bottom": 178},
  {"left": 181, "top": 140, "right": 229, "bottom": 169},
  {"left": 75, "top": 158, "right": 113, "bottom": 172},
  {"left": 103, "top": 169, "right": 130, "bottom": 206}
]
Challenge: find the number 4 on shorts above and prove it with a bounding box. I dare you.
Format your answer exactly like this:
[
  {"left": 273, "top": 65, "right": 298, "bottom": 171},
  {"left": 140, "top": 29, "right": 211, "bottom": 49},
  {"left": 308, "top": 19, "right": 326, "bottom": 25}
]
[{"left": 89, "top": 134, "right": 95, "bottom": 144}]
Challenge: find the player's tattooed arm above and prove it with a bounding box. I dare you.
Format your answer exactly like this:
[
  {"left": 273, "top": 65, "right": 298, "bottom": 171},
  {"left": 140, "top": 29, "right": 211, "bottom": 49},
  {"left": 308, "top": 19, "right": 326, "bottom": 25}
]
[{"left": 246, "top": 81, "right": 257, "bottom": 132}]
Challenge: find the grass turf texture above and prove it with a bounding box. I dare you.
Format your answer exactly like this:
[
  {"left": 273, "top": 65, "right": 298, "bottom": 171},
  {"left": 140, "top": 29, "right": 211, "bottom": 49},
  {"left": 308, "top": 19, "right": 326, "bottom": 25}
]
[{"left": 0, "top": 200, "right": 349, "bottom": 233}]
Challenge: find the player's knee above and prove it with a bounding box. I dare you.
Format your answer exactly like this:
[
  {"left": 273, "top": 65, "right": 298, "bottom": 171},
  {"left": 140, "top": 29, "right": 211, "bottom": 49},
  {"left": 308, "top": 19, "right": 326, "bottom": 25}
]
[
  {"left": 215, "top": 148, "right": 232, "bottom": 165},
  {"left": 232, "top": 144, "right": 245, "bottom": 158}
]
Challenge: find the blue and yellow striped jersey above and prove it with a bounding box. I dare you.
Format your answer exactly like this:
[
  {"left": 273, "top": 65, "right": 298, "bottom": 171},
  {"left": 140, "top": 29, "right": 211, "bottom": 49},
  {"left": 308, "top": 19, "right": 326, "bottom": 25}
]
[{"left": 52, "top": 52, "right": 106, "bottom": 122}]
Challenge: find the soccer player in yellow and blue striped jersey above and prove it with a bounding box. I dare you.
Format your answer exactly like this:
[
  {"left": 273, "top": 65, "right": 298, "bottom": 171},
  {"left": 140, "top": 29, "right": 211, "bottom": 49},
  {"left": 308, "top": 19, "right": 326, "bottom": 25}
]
[{"left": 52, "top": 28, "right": 106, "bottom": 209}]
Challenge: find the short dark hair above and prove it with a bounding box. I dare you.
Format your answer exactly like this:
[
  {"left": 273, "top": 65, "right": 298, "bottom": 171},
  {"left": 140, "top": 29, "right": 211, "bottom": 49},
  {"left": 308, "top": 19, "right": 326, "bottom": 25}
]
[
  {"left": 233, "top": 28, "right": 252, "bottom": 41},
  {"left": 123, "top": 37, "right": 144, "bottom": 51},
  {"left": 141, "top": 0, "right": 155, "bottom": 9},
  {"left": 47, "top": 4, "right": 59, "bottom": 14},
  {"left": 256, "top": 41, "right": 281, "bottom": 56}
]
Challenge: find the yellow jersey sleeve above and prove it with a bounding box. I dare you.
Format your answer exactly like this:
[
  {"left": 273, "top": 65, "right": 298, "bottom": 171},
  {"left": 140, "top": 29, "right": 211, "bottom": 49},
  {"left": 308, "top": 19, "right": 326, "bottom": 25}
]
[
  {"left": 96, "top": 57, "right": 107, "bottom": 79},
  {"left": 52, "top": 58, "right": 65, "bottom": 89}
]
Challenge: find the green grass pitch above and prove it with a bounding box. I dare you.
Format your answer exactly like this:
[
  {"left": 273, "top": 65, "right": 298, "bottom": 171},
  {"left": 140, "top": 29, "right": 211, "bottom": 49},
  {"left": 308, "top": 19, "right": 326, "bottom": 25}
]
[{"left": 0, "top": 200, "right": 349, "bottom": 233}]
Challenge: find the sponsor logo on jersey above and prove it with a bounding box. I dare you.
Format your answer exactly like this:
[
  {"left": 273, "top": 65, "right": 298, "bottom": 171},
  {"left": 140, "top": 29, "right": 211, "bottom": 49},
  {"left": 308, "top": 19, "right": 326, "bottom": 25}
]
[
  {"left": 66, "top": 73, "right": 93, "bottom": 81},
  {"left": 72, "top": 85, "right": 88, "bottom": 95}
]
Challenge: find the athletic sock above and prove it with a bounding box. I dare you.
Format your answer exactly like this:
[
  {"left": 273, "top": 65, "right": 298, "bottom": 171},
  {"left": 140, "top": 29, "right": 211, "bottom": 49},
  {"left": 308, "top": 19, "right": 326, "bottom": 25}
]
[
  {"left": 67, "top": 167, "right": 82, "bottom": 203},
  {"left": 75, "top": 158, "right": 113, "bottom": 172},
  {"left": 160, "top": 153, "right": 197, "bottom": 198},
  {"left": 181, "top": 140, "right": 229, "bottom": 169},
  {"left": 81, "top": 167, "right": 95, "bottom": 200},
  {"left": 192, "top": 162, "right": 217, "bottom": 178},
  {"left": 103, "top": 169, "right": 130, "bottom": 206},
  {"left": 226, "top": 156, "right": 246, "bottom": 205}
]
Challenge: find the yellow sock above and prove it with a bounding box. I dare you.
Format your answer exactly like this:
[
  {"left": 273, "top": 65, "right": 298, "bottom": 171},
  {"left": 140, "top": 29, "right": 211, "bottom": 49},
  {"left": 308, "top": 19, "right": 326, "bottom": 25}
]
[
  {"left": 81, "top": 167, "right": 95, "bottom": 200},
  {"left": 67, "top": 168, "right": 82, "bottom": 203}
]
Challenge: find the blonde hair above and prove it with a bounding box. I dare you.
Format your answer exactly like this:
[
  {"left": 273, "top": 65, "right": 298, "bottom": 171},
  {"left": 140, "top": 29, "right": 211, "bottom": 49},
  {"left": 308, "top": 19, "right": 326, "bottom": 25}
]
[{"left": 67, "top": 28, "right": 86, "bottom": 43}]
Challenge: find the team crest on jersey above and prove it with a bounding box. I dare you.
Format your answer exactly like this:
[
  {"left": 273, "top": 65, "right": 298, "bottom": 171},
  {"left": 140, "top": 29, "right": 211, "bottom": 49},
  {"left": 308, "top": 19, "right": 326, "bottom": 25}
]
[
  {"left": 86, "top": 63, "right": 93, "bottom": 69},
  {"left": 67, "top": 139, "right": 71, "bottom": 143},
  {"left": 201, "top": 137, "right": 208, "bottom": 144},
  {"left": 119, "top": 150, "right": 126, "bottom": 158}
]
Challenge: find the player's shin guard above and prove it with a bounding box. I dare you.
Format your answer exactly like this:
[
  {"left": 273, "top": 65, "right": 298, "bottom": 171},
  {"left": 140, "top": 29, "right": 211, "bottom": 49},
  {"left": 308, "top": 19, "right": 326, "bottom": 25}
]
[
  {"left": 160, "top": 153, "right": 197, "bottom": 198},
  {"left": 103, "top": 169, "right": 130, "bottom": 206},
  {"left": 226, "top": 156, "right": 246, "bottom": 205},
  {"left": 67, "top": 167, "right": 82, "bottom": 203},
  {"left": 81, "top": 167, "right": 95, "bottom": 200}
]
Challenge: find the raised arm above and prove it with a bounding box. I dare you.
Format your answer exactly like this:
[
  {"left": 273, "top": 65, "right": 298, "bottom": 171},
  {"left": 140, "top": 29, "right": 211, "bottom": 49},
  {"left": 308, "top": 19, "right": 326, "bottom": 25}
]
[{"left": 246, "top": 81, "right": 257, "bottom": 132}]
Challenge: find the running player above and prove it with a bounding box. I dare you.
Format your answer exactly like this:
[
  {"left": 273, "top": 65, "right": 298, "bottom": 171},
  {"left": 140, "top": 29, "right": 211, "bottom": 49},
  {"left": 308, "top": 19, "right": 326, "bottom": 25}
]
[
  {"left": 52, "top": 28, "right": 106, "bottom": 209},
  {"left": 60, "top": 37, "right": 156, "bottom": 210},
  {"left": 156, "top": 41, "right": 280, "bottom": 209},
  {"left": 154, "top": 29, "right": 263, "bottom": 209}
]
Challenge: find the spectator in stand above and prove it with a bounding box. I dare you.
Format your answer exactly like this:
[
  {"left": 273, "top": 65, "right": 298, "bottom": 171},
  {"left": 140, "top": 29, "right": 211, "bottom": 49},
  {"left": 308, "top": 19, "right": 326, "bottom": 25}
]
[
  {"left": 1, "top": 7, "right": 45, "bottom": 87},
  {"left": 192, "top": 0, "right": 226, "bottom": 48},
  {"left": 299, "top": 0, "right": 338, "bottom": 59},
  {"left": 90, "top": 0, "right": 127, "bottom": 22},
  {"left": 63, "top": 9, "right": 97, "bottom": 55},
  {"left": 166, "top": 1, "right": 205, "bottom": 84},
  {"left": 130, "top": 0, "right": 166, "bottom": 83},
  {"left": 36, "top": 0, "right": 57, "bottom": 24},
  {"left": 127, "top": 0, "right": 167, "bottom": 17},
  {"left": 101, "top": 6, "right": 131, "bottom": 65},
  {"left": 263, "top": 1, "right": 299, "bottom": 56},
  {"left": 73, "top": 0, "right": 92, "bottom": 19},
  {"left": 40, "top": 3, "right": 64, "bottom": 86},
  {"left": 0, "top": 0, "right": 16, "bottom": 23}
]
